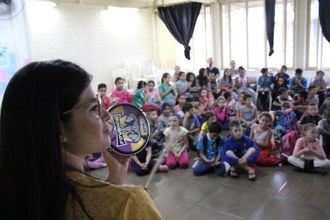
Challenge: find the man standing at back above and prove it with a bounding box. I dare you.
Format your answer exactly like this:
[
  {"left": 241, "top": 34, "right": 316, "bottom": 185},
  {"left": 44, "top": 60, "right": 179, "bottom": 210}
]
[{"left": 206, "top": 57, "right": 220, "bottom": 99}]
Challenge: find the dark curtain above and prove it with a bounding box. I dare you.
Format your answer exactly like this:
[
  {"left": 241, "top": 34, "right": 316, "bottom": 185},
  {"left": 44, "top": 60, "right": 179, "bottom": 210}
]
[
  {"left": 158, "top": 2, "right": 202, "bottom": 60},
  {"left": 265, "top": 0, "right": 276, "bottom": 56},
  {"left": 319, "top": 0, "right": 330, "bottom": 43}
]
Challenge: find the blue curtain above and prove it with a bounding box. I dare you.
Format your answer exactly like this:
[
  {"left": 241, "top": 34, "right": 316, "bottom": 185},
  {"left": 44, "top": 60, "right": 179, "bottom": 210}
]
[
  {"left": 158, "top": 2, "right": 202, "bottom": 60},
  {"left": 319, "top": 0, "right": 330, "bottom": 43},
  {"left": 265, "top": 0, "right": 276, "bottom": 56}
]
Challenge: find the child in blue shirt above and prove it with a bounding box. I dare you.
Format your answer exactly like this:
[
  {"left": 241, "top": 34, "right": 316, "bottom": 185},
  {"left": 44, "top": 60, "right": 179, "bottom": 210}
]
[
  {"left": 271, "top": 101, "right": 298, "bottom": 141},
  {"left": 222, "top": 121, "right": 260, "bottom": 180},
  {"left": 192, "top": 122, "right": 230, "bottom": 176}
]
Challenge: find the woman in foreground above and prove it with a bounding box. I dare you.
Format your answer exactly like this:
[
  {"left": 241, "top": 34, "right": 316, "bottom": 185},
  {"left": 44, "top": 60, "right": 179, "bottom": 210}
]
[{"left": 0, "top": 60, "right": 163, "bottom": 219}]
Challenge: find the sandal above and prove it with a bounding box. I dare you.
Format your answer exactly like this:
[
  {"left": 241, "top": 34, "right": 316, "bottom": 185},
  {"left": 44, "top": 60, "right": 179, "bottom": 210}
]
[
  {"left": 230, "top": 167, "right": 239, "bottom": 178},
  {"left": 248, "top": 167, "right": 256, "bottom": 181}
]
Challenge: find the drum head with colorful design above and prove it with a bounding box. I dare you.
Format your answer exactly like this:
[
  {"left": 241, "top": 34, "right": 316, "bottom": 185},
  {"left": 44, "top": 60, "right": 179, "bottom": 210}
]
[{"left": 107, "top": 103, "right": 150, "bottom": 156}]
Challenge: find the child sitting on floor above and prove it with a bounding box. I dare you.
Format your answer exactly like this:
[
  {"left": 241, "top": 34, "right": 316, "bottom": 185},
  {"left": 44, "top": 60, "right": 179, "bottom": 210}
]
[
  {"left": 288, "top": 123, "right": 330, "bottom": 175},
  {"left": 198, "top": 112, "right": 217, "bottom": 141},
  {"left": 131, "top": 145, "right": 168, "bottom": 176},
  {"left": 298, "top": 103, "right": 323, "bottom": 130},
  {"left": 192, "top": 122, "right": 230, "bottom": 176},
  {"left": 271, "top": 101, "right": 298, "bottom": 141},
  {"left": 164, "top": 114, "right": 189, "bottom": 169},
  {"left": 182, "top": 103, "right": 201, "bottom": 151},
  {"left": 213, "top": 96, "right": 229, "bottom": 130},
  {"left": 250, "top": 113, "right": 281, "bottom": 166},
  {"left": 318, "top": 108, "right": 330, "bottom": 158},
  {"left": 237, "top": 93, "right": 257, "bottom": 135},
  {"left": 222, "top": 121, "right": 260, "bottom": 181}
]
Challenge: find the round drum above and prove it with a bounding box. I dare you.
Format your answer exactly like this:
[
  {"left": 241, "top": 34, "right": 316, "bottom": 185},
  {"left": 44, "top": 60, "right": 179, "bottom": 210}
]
[{"left": 107, "top": 103, "right": 150, "bottom": 156}]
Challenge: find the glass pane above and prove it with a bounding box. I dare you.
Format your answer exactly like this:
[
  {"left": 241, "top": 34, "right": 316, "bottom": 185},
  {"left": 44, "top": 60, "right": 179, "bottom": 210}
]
[
  {"left": 267, "top": 0, "right": 284, "bottom": 68},
  {"left": 191, "top": 6, "right": 207, "bottom": 70},
  {"left": 230, "top": 2, "right": 247, "bottom": 67},
  {"left": 248, "top": 0, "right": 265, "bottom": 68},
  {"left": 321, "top": 37, "right": 330, "bottom": 68},
  {"left": 205, "top": 6, "right": 213, "bottom": 60},
  {"left": 308, "top": 0, "right": 319, "bottom": 68},
  {"left": 286, "top": 0, "right": 294, "bottom": 68},
  {"left": 222, "top": 4, "right": 230, "bottom": 68}
]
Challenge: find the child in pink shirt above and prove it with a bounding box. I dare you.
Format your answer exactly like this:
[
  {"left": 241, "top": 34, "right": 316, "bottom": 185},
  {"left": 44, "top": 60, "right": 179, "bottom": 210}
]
[
  {"left": 199, "top": 88, "right": 213, "bottom": 114},
  {"left": 111, "top": 77, "right": 133, "bottom": 104},
  {"left": 288, "top": 123, "right": 330, "bottom": 174},
  {"left": 213, "top": 97, "right": 229, "bottom": 130}
]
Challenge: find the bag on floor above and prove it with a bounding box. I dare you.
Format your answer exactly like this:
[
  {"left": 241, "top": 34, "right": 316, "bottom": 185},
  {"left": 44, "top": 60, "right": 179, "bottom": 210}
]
[{"left": 280, "top": 130, "right": 298, "bottom": 156}]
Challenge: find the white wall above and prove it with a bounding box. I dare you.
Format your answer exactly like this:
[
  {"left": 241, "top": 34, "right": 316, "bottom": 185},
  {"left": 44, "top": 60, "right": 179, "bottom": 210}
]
[{"left": 26, "top": 3, "right": 155, "bottom": 90}]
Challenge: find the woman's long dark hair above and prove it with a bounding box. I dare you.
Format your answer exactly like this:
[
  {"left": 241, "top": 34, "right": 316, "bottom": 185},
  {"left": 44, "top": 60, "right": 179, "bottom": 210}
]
[{"left": 0, "top": 60, "right": 91, "bottom": 219}]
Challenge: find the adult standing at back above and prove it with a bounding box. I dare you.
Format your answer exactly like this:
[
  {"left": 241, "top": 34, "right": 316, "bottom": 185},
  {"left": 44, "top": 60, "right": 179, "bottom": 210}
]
[{"left": 206, "top": 57, "right": 220, "bottom": 98}]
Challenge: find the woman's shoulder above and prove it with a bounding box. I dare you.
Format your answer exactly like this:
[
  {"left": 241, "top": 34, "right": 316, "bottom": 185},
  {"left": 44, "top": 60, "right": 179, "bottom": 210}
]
[{"left": 65, "top": 170, "right": 163, "bottom": 219}]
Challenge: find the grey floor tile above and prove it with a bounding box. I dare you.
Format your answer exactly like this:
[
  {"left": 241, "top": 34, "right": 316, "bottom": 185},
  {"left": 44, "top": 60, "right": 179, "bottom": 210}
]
[
  {"left": 198, "top": 184, "right": 271, "bottom": 219},
  {"left": 177, "top": 205, "right": 246, "bottom": 220},
  {"left": 252, "top": 197, "right": 330, "bottom": 220},
  {"left": 152, "top": 194, "right": 195, "bottom": 220}
]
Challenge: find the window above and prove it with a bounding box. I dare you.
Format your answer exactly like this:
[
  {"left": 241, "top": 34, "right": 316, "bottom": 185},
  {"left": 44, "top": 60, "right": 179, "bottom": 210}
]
[
  {"left": 307, "top": 0, "right": 330, "bottom": 69},
  {"left": 221, "top": 0, "right": 294, "bottom": 70}
]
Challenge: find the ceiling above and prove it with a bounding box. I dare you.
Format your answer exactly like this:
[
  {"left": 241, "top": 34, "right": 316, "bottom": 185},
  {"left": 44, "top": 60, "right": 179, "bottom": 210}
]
[{"left": 47, "top": 0, "right": 217, "bottom": 9}]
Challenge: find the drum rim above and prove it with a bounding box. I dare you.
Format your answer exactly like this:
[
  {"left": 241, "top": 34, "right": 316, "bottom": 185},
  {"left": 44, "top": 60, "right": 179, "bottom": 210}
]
[{"left": 107, "top": 103, "right": 150, "bottom": 156}]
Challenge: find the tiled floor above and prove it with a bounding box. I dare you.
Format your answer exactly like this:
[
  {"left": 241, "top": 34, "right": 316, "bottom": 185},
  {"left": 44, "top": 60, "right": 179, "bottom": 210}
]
[{"left": 90, "top": 157, "right": 330, "bottom": 220}]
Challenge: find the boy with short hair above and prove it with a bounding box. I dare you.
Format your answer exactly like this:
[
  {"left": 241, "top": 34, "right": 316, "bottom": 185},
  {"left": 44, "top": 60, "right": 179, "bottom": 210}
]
[
  {"left": 272, "top": 88, "right": 293, "bottom": 110},
  {"left": 306, "top": 85, "right": 319, "bottom": 107},
  {"left": 298, "top": 103, "right": 323, "bottom": 128},
  {"left": 182, "top": 103, "right": 201, "bottom": 151},
  {"left": 310, "top": 70, "right": 328, "bottom": 107},
  {"left": 221, "top": 121, "right": 260, "bottom": 181},
  {"left": 192, "top": 122, "right": 230, "bottom": 176},
  {"left": 198, "top": 112, "right": 217, "bottom": 141},
  {"left": 293, "top": 90, "right": 309, "bottom": 120},
  {"left": 97, "top": 83, "right": 111, "bottom": 110},
  {"left": 147, "top": 109, "right": 164, "bottom": 158},
  {"left": 237, "top": 94, "right": 257, "bottom": 135},
  {"left": 318, "top": 108, "right": 330, "bottom": 158},
  {"left": 289, "top": 68, "right": 308, "bottom": 96},
  {"left": 319, "top": 94, "right": 330, "bottom": 116}
]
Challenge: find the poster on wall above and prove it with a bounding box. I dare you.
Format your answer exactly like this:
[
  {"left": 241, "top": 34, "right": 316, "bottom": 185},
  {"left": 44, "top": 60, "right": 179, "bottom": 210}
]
[{"left": 0, "top": 47, "right": 16, "bottom": 96}]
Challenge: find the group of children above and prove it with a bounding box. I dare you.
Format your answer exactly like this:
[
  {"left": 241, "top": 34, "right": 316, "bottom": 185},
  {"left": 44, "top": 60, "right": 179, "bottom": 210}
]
[{"left": 89, "top": 62, "right": 330, "bottom": 180}]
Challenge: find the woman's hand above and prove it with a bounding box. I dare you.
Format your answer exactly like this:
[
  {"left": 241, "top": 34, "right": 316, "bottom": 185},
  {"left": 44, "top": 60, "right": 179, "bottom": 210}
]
[{"left": 103, "top": 149, "right": 130, "bottom": 185}]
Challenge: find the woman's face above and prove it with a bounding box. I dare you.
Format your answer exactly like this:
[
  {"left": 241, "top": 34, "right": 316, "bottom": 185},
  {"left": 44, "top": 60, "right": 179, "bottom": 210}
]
[{"left": 63, "top": 85, "right": 111, "bottom": 157}]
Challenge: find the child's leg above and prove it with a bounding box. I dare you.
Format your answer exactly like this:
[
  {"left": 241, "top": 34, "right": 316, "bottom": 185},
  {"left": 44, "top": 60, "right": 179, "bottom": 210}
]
[
  {"left": 178, "top": 151, "right": 189, "bottom": 168},
  {"left": 214, "top": 162, "right": 230, "bottom": 176},
  {"left": 257, "top": 147, "right": 281, "bottom": 166},
  {"left": 313, "top": 158, "right": 330, "bottom": 168},
  {"left": 192, "top": 159, "right": 212, "bottom": 176},
  {"left": 288, "top": 156, "right": 305, "bottom": 169},
  {"left": 166, "top": 151, "right": 178, "bottom": 169}
]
